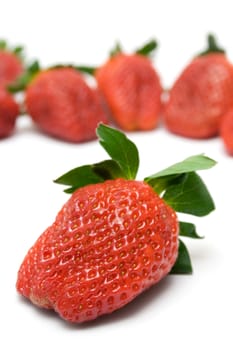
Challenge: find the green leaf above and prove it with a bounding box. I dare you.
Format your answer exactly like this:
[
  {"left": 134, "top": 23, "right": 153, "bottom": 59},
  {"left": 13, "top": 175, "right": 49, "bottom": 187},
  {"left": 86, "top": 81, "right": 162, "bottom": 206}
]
[
  {"left": 93, "top": 159, "right": 125, "bottom": 180},
  {"left": 54, "top": 159, "right": 125, "bottom": 193},
  {"left": 145, "top": 154, "right": 216, "bottom": 182},
  {"left": 163, "top": 172, "right": 215, "bottom": 216},
  {"left": 135, "top": 39, "right": 158, "bottom": 56},
  {"left": 12, "top": 46, "right": 24, "bottom": 59},
  {"left": 28, "top": 60, "right": 41, "bottom": 74},
  {"left": 145, "top": 154, "right": 216, "bottom": 217},
  {"left": 51, "top": 64, "right": 97, "bottom": 76},
  {"left": 147, "top": 173, "right": 186, "bottom": 195},
  {"left": 0, "top": 40, "right": 24, "bottom": 59},
  {"left": 179, "top": 221, "right": 203, "bottom": 239},
  {"left": 0, "top": 40, "right": 7, "bottom": 50},
  {"left": 54, "top": 125, "right": 140, "bottom": 192},
  {"left": 110, "top": 42, "right": 122, "bottom": 57},
  {"left": 74, "top": 65, "right": 97, "bottom": 76},
  {"left": 54, "top": 164, "right": 104, "bottom": 193},
  {"left": 7, "top": 60, "right": 40, "bottom": 93},
  {"left": 96, "top": 124, "right": 139, "bottom": 180},
  {"left": 170, "top": 239, "right": 193, "bottom": 274}
]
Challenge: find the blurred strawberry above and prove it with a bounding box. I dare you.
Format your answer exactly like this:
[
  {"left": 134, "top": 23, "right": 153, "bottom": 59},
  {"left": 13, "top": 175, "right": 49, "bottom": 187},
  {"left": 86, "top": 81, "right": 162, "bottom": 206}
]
[
  {"left": 220, "top": 108, "right": 233, "bottom": 155},
  {"left": 0, "top": 40, "right": 24, "bottom": 88},
  {"left": 163, "top": 34, "right": 233, "bottom": 138},
  {"left": 21, "top": 65, "right": 109, "bottom": 142},
  {"left": 0, "top": 86, "right": 19, "bottom": 138},
  {"left": 79, "top": 40, "right": 162, "bottom": 131}
]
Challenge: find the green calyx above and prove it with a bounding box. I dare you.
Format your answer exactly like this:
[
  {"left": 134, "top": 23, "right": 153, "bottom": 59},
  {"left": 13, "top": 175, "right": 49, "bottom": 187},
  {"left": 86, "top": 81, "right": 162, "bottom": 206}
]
[
  {"left": 7, "top": 60, "right": 40, "bottom": 93},
  {"left": 75, "top": 38, "right": 158, "bottom": 77},
  {"left": 0, "top": 39, "right": 25, "bottom": 60},
  {"left": 134, "top": 38, "right": 158, "bottom": 57},
  {"left": 198, "top": 33, "right": 225, "bottom": 56},
  {"left": 8, "top": 61, "right": 97, "bottom": 92},
  {"left": 54, "top": 124, "right": 216, "bottom": 275},
  {"left": 55, "top": 124, "right": 140, "bottom": 193},
  {"left": 110, "top": 38, "right": 158, "bottom": 58},
  {"left": 49, "top": 63, "right": 97, "bottom": 76}
]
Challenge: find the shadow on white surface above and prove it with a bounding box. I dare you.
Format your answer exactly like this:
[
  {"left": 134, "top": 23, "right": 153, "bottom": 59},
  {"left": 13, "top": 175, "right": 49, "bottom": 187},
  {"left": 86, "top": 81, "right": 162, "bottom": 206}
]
[{"left": 16, "top": 275, "right": 176, "bottom": 330}]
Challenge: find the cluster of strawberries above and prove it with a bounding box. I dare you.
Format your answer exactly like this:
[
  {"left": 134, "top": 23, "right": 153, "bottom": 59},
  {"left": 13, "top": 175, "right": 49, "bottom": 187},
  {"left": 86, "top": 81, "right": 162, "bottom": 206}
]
[{"left": 1, "top": 35, "right": 233, "bottom": 154}]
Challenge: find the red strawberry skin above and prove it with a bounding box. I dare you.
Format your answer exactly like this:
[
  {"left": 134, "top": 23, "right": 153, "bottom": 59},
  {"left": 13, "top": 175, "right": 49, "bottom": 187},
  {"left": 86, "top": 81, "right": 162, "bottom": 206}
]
[
  {"left": 95, "top": 54, "right": 162, "bottom": 131},
  {"left": 0, "top": 87, "right": 19, "bottom": 138},
  {"left": 25, "top": 67, "right": 109, "bottom": 142},
  {"left": 220, "top": 108, "right": 233, "bottom": 155},
  {"left": 163, "top": 53, "right": 233, "bottom": 138},
  {"left": 16, "top": 179, "right": 178, "bottom": 323},
  {"left": 0, "top": 50, "right": 23, "bottom": 87}
]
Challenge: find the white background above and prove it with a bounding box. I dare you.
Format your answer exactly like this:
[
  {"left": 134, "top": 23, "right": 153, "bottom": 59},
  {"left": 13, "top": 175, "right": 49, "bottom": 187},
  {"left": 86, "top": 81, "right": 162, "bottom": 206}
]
[{"left": 1, "top": 1, "right": 232, "bottom": 349}]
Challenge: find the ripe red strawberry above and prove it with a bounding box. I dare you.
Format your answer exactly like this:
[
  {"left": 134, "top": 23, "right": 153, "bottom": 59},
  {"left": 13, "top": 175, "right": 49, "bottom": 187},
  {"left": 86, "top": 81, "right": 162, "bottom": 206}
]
[
  {"left": 220, "top": 108, "right": 233, "bottom": 155},
  {"left": 94, "top": 40, "right": 162, "bottom": 131},
  {"left": 0, "top": 87, "right": 19, "bottom": 138},
  {"left": 17, "top": 178, "right": 178, "bottom": 321},
  {"left": 25, "top": 67, "right": 109, "bottom": 142},
  {"left": 0, "top": 40, "right": 24, "bottom": 87},
  {"left": 163, "top": 34, "right": 233, "bottom": 138},
  {"left": 16, "top": 124, "right": 216, "bottom": 323}
]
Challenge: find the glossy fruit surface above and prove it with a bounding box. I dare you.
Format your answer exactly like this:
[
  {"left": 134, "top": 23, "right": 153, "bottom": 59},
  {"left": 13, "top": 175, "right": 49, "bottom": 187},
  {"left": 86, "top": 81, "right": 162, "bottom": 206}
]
[{"left": 16, "top": 178, "right": 178, "bottom": 323}]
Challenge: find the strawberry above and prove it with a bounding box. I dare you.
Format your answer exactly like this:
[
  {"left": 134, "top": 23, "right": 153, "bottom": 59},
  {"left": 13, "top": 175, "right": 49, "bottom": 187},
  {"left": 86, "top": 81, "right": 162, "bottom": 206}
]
[
  {"left": 0, "top": 40, "right": 24, "bottom": 87},
  {"left": 79, "top": 40, "right": 162, "bottom": 131},
  {"left": 163, "top": 34, "right": 233, "bottom": 138},
  {"left": 10, "top": 62, "right": 109, "bottom": 143},
  {"left": 25, "top": 66, "right": 109, "bottom": 142},
  {"left": 16, "top": 124, "right": 216, "bottom": 323},
  {"left": 220, "top": 108, "right": 233, "bottom": 155},
  {"left": 0, "top": 86, "right": 19, "bottom": 138}
]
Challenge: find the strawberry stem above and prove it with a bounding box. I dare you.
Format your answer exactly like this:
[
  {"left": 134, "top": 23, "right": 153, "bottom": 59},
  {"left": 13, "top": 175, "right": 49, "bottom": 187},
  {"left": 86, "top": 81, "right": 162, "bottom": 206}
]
[
  {"left": 135, "top": 39, "right": 158, "bottom": 57},
  {"left": 109, "top": 42, "right": 123, "bottom": 57},
  {"left": 198, "top": 33, "right": 225, "bottom": 56}
]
